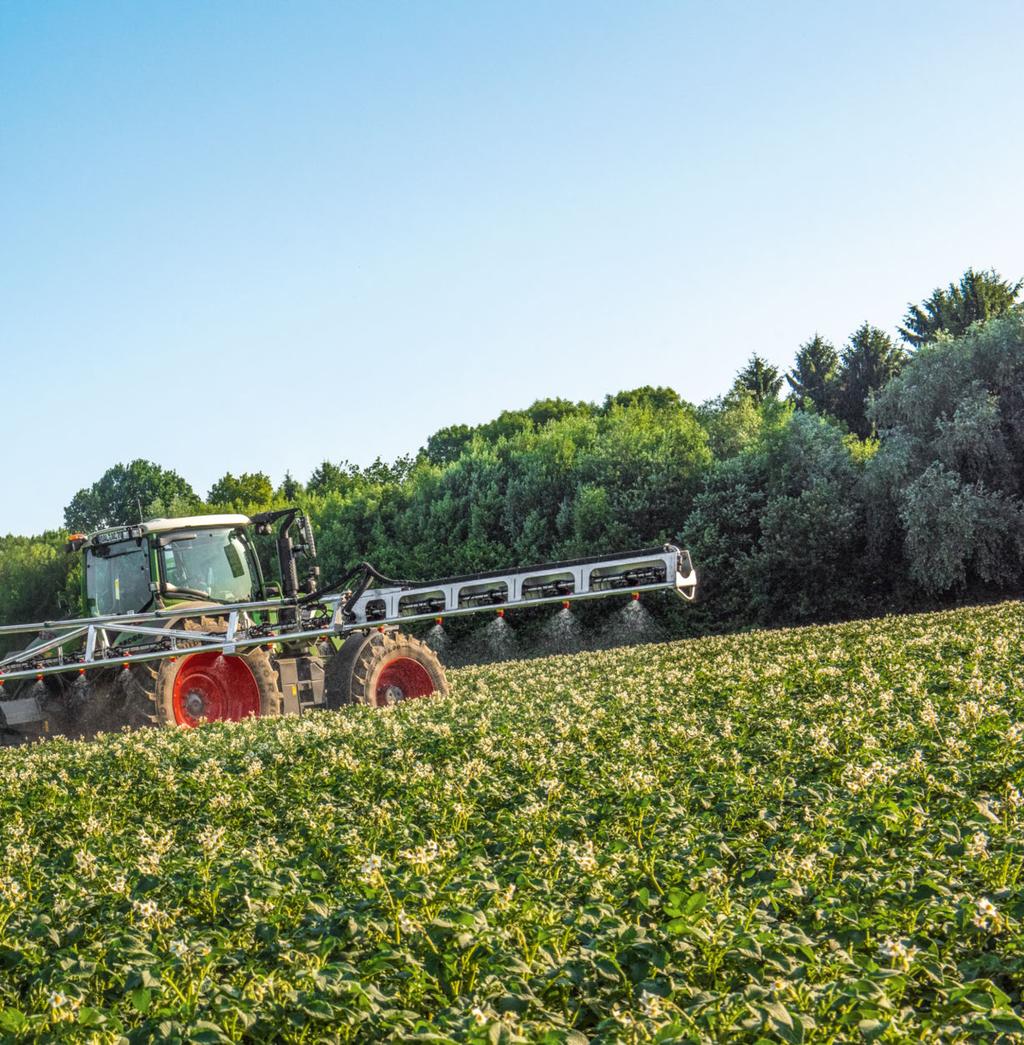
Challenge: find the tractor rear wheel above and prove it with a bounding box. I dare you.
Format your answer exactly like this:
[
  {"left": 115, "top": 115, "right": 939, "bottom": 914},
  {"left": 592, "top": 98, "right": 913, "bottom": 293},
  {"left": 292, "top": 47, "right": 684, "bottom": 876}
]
[
  {"left": 153, "top": 647, "right": 282, "bottom": 727},
  {"left": 324, "top": 630, "right": 448, "bottom": 708}
]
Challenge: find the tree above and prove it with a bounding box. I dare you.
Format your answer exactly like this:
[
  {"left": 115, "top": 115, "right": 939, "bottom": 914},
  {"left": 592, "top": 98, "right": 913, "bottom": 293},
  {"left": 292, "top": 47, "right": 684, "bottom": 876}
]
[
  {"left": 279, "top": 472, "right": 301, "bottom": 501},
  {"left": 0, "top": 533, "right": 80, "bottom": 651},
  {"left": 696, "top": 394, "right": 791, "bottom": 460},
  {"left": 424, "top": 425, "right": 475, "bottom": 467},
  {"left": 683, "top": 412, "right": 867, "bottom": 626},
  {"left": 867, "top": 313, "right": 1024, "bottom": 594},
  {"left": 602, "top": 386, "right": 683, "bottom": 414},
  {"left": 732, "top": 355, "right": 783, "bottom": 405},
  {"left": 835, "top": 324, "right": 906, "bottom": 437},
  {"left": 307, "top": 460, "right": 359, "bottom": 497},
  {"left": 64, "top": 460, "right": 201, "bottom": 532},
  {"left": 786, "top": 334, "right": 839, "bottom": 414},
  {"left": 206, "top": 472, "right": 274, "bottom": 512},
  {"left": 899, "top": 267, "right": 1023, "bottom": 347}
]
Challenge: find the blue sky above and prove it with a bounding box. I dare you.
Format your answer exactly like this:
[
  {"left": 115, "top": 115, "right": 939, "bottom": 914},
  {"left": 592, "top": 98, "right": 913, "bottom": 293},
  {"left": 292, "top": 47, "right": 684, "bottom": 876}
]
[{"left": 2, "top": 1, "right": 1022, "bottom": 536}]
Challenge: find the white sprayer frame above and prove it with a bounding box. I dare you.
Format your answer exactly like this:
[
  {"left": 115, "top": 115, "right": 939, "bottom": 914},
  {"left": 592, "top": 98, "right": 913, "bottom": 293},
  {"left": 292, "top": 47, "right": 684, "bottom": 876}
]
[{"left": 0, "top": 546, "right": 695, "bottom": 685}]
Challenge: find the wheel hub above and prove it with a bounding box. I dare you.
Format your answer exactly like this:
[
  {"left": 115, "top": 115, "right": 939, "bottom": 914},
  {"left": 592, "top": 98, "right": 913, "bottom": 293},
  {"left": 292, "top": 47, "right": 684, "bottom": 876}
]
[
  {"left": 381, "top": 683, "right": 406, "bottom": 704},
  {"left": 375, "top": 657, "right": 435, "bottom": 706},
  {"left": 183, "top": 690, "right": 207, "bottom": 718}
]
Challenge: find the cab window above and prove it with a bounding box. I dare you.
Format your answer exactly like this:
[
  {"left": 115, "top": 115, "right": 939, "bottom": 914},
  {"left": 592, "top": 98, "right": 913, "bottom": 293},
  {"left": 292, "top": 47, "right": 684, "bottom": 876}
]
[
  {"left": 85, "top": 541, "right": 151, "bottom": 615},
  {"left": 160, "top": 529, "right": 258, "bottom": 602}
]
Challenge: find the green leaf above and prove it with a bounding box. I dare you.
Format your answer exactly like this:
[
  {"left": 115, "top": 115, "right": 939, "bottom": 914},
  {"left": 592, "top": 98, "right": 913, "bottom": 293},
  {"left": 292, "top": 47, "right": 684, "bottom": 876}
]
[
  {"left": 131, "top": 988, "right": 152, "bottom": 1013},
  {"left": 0, "top": 1010, "right": 28, "bottom": 1033}
]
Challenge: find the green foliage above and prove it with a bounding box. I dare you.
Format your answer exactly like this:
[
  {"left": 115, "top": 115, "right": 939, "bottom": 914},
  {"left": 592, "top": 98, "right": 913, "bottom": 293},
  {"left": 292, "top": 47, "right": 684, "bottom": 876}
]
[
  {"left": 684, "top": 412, "right": 867, "bottom": 625},
  {"left": 206, "top": 472, "right": 275, "bottom": 513},
  {"left": 834, "top": 324, "right": 906, "bottom": 437},
  {"left": 601, "top": 386, "right": 682, "bottom": 413},
  {"left": 0, "top": 533, "right": 77, "bottom": 651},
  {"left": 423, "top": 423, "right": 476, "bottom": 466},
  {"left": 696, "top": 394, "right": 791, "bottom": 460},
  {"left": 731, "top": 354, "right": 784, "bottom": 405},
  {"left": 63, "top": 460, "right": 201, "bottom": 532},
  {"left": 898, "top": 463, "right": 1024, "bottom": 592},
  {"left": 306, "top": 399, "right": 711, "bottom": 586},
  {"left": 278, "top": 472, "right": 301, "bottom": 502},
  {"left": 307, "top": 457, "right": 415, "bottom": 498},
  {"left": 1, "top": 602, "right": 1024, "bottom": 1039},
  {"left": 868, "top": 313, "right": 1024, "bottom": 594},
  {"left": 900, "top": 267, "right": 1024, "bottom": 347},
  {"left": 786, "top": 334, "right": 839, "bottom": 414}
]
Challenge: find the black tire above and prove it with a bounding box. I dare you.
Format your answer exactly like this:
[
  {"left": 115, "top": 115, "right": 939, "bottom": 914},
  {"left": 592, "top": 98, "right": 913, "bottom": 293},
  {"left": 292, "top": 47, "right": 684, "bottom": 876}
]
[{"left": 324, "top": 630, "right": 448, "bottom": 708}]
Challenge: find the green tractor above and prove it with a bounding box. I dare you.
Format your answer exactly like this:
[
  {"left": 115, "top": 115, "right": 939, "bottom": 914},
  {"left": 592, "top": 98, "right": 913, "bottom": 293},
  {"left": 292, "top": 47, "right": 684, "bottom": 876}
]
[{"left": 0, "top": 509, "right": 697, "bottom": 742}]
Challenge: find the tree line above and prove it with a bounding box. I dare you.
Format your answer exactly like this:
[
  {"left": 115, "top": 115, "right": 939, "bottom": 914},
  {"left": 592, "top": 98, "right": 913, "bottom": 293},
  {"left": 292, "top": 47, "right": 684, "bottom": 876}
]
[{"left": 2, "top": 267, "right": 1022, "bottom": 643}]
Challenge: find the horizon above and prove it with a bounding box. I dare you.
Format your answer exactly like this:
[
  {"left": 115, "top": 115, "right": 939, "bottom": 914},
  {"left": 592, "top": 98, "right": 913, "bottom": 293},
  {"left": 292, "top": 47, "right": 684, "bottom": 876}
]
[{"left": 3, "top": 1, "right": 1022, "bottom": 535}]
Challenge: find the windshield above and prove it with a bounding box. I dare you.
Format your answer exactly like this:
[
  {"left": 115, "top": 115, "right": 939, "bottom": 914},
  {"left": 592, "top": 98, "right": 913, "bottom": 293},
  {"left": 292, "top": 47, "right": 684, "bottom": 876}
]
[
  {"left": 86, "top": 541, "right": 151, "bottom": 615},
  {"left": 160, "top": 529, "right": 258, "bottom": 603}
]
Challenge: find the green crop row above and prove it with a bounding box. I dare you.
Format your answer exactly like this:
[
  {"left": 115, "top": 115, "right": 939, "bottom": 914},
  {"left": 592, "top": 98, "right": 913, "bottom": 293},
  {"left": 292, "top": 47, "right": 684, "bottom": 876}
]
[{"left": 1, "top": 602, "right": 1023, "bottom": 1042}]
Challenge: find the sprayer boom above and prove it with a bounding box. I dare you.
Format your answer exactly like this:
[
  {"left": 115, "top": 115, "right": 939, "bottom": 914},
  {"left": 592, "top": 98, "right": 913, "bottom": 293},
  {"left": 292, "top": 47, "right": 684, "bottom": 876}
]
[
  {"left": 346, "top": 544, "right": 695, "bottom": 625},
  {"left": 0, "top": 544, "right": 695, "bottom": 685}
]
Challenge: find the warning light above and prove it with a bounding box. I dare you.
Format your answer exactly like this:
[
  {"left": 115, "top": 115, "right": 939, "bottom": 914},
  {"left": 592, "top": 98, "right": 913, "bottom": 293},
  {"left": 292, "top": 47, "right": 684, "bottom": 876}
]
[
  {"left": 435, "top": 616, "right": 443, "bottom": 625},
  {"left": 496, "top": 608, "right": 505, "bottom": 618},
  {"left": 562, "top": 600, "right": 571, "bottom": 610},
  {"left": 631, "top": 591, "right": 641, "bottom": 601}
]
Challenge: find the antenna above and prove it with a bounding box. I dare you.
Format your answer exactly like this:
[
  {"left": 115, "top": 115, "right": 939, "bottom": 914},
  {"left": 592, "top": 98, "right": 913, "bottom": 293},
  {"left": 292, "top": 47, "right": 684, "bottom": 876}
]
[{"left": 136, "top": 497, "right": 144, "bottom": 523}]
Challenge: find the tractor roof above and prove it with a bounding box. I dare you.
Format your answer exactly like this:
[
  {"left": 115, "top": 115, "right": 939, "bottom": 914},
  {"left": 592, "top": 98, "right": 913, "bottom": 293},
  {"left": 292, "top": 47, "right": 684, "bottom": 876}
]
[
  {"left": 84, "top": 514, "right": 252, "bottom": 543},
  {"left": 140, "top": 514, "right": 253, "bottom": 535}
]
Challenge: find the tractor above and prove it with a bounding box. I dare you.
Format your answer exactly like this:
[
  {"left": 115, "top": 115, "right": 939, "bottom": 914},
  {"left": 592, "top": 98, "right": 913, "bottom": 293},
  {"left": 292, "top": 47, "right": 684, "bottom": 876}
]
[{"left": 0, "top": 508, "right": 697, "bottom": 742}]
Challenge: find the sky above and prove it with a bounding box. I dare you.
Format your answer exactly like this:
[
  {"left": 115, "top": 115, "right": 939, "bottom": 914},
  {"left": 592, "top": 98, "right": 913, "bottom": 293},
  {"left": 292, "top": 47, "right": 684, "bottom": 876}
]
[{"left": 2, "top": 1, "right": 1022, "bottom": 536}]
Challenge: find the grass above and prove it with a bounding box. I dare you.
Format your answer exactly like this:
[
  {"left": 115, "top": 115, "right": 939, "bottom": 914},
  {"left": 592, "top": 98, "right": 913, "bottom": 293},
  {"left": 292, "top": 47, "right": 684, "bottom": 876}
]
[{"left": 1, "top": 601, "right": 1023, "bottom": 1042}]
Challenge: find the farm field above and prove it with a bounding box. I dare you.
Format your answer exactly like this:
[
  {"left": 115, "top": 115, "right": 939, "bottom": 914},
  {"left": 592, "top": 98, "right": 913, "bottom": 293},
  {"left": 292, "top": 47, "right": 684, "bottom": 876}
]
[{"left": 1, "top": 603, "right": 1024, "bottom": 1042}]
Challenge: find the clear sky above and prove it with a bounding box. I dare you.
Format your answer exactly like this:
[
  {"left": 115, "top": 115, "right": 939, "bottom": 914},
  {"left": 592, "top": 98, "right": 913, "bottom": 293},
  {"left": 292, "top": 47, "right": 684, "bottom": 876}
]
[{"left": 2, "top": 1, "right": 1022, "bottom": 536}]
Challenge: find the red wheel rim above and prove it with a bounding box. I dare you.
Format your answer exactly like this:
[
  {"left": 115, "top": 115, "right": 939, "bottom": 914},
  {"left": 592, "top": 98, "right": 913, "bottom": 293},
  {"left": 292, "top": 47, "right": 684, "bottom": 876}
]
[
  {"left": 172, "top": 652, "right": 260, "bottom": 726},
  {"left": 375, "top": 657, "right": 434, "bottom": 705}
]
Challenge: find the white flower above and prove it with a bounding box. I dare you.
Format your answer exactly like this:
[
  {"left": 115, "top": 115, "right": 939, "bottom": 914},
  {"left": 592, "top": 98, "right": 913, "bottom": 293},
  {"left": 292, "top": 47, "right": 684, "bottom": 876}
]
[
  {"left": 965, "top": 832, "right": 989, "bottom": 859},
  {"left": 133, "top": 899, "right": 159, "bottom": 921},
  {"left": 359, "top": 854, "right": 383, "bottom": 883},
  {"left": 471, "top": 1005, "right": 488, "bottom": 1026},
  {"left": 0, "top": 878, "right": 26, "bottom": 904},
  {"left": 638, "top": 990, "right": 663, "bottom": 1018},
  {"left": 973, "top": 896, "right": 998, "bottom": 930},
  {"left": 400, "top": 839, "right": 441, "bottom": 866},
  {"left": 198, "top": 825, "right": 226, "bottom": 855},
  {"left": 878, "top": 937, "right": 918, "bottom": 968},
  {"left": 569, "top": 840, "right": 598, "bottom": 873}
]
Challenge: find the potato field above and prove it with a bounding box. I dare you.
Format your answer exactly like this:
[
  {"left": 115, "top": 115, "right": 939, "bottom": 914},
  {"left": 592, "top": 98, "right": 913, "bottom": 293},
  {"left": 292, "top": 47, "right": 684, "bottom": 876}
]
[{"left": 1, "top": 602, "right": 1024, "bottom": 1042}]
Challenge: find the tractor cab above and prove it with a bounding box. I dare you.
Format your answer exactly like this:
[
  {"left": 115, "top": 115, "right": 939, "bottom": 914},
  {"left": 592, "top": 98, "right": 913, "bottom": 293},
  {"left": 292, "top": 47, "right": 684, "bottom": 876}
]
[{"left": 71, "top": 515, "right": 264, "bottom": 616}]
